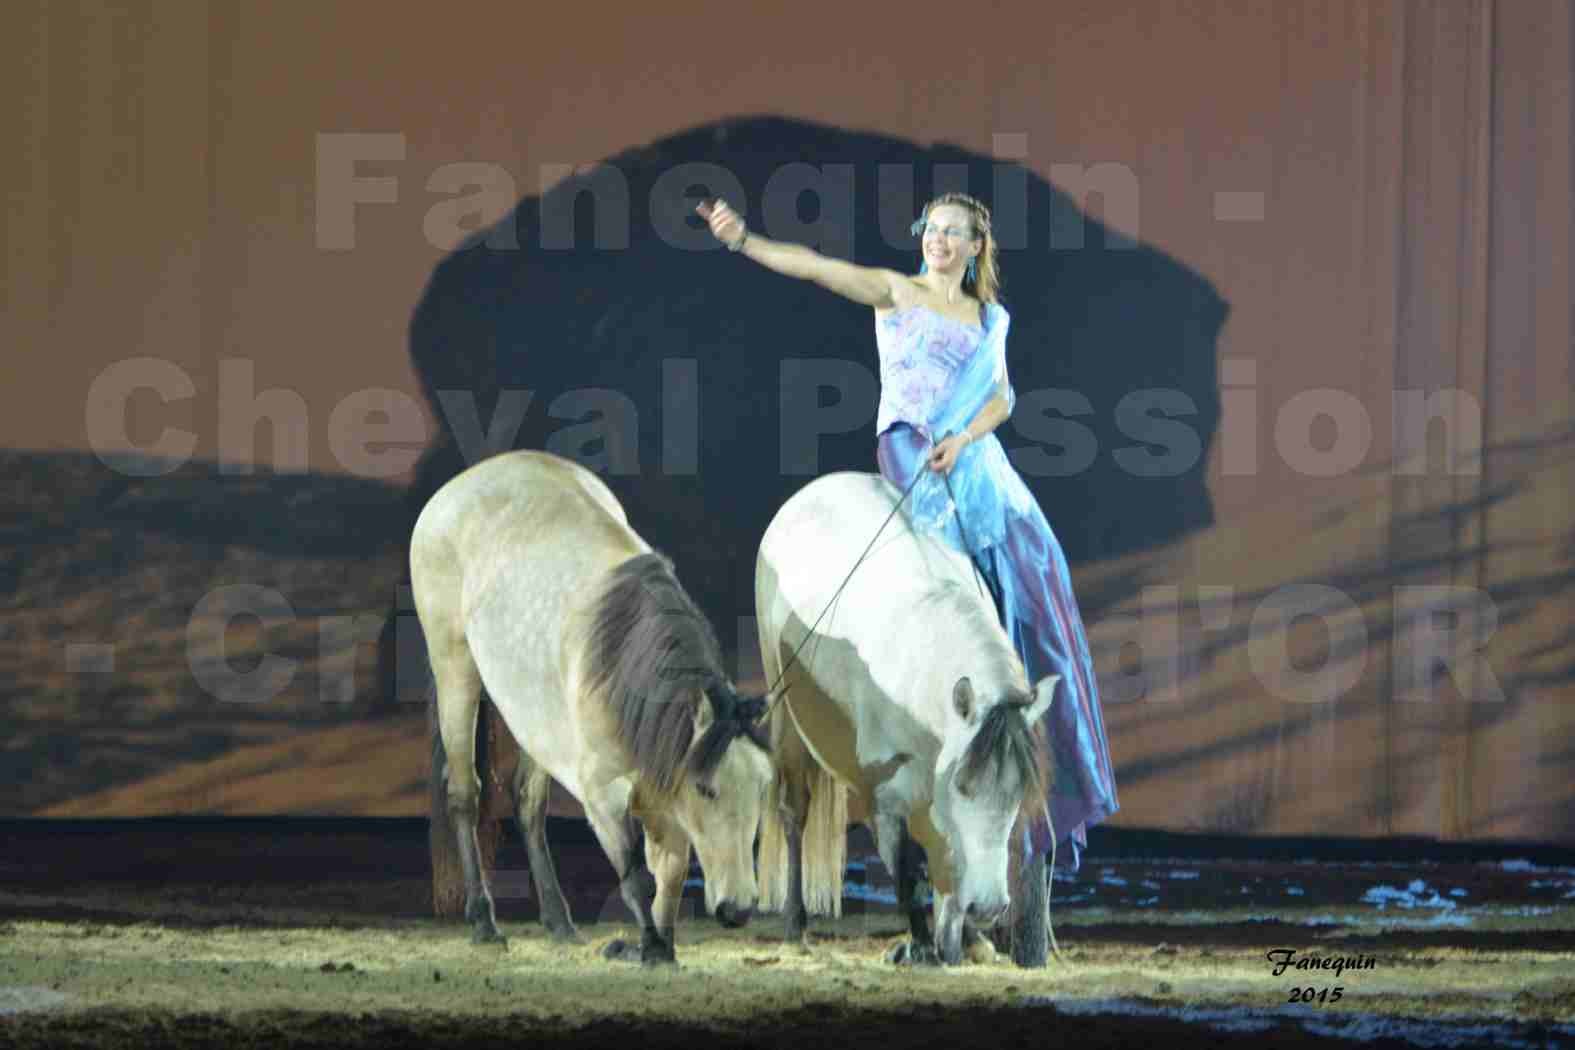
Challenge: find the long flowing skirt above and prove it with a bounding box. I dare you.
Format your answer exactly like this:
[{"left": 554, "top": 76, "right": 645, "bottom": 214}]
[{"left": 877, "top": 424, "right": 1118, "bottom": 872}]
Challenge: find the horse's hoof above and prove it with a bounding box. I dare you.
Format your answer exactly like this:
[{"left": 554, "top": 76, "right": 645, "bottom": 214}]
[
  {"left": 640, "top": 947, "right": 677, "bottom": 968},
  {"left": 1011, "top": 938, "right": 1050, "bottom": 969},
  {"left": 885, "top": 940, "right": 940, "bottom": 967},
  {"left": 470, "top": 926, "right": 508, "bottom": 949},
  {"left": 601, "top": 937, "right": 675, "bottom": 966},
  {"left": 602, "top": 938, "right": 639, "bottom": 962},
  {"left": 546, "top": 922, "right": 585, "bottom": 945}
]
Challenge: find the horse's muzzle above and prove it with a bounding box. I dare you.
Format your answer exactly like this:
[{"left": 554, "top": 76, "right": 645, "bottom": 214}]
[{"left": 714, "top": 901, "right": 753, "bottom": 928}]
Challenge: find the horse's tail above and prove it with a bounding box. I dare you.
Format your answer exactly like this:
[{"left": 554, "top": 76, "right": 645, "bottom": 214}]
[
  {"left": 427, "top": 678, "right": 507, "bottom": 918},
  {"left": 754, "top": 554, "right": 849, "bottom": 920},
  {"left": 800, "top": 761, "right": 848, "bottom": 918},
  {"left": 427, "top": 686, "right": 465, "bottom": 917},
  {"left": 757, "top": 699, "right": 848, "bottom": 919}
]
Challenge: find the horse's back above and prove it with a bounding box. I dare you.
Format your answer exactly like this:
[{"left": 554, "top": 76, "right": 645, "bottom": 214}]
[
  {"left": 412, "top": 451, "right": 639, "bottom": 566},
  {"left": 757, "top": 471, "right": 976, "bottom": 640},
  {"left": 410, "top": 450, "right": 647, "bottom": 669},
  {"left": 410, "top": 452, "right": 649, "bottom": 785}
]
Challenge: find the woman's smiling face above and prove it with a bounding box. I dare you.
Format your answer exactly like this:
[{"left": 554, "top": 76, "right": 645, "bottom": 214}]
[{"left": 921, "top": 203, "right": 979, "bottom": 274}]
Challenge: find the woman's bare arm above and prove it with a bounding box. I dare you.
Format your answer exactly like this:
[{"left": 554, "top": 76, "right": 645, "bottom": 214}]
[
  {"left": 740, "top": 235, "right": 901, "bottom": 307},
  {"left": 963, "top": 389, "right": 1014, "bottom": 441},
  {"left": 930, "top": 392, "right": 1014, "bottom": 475},
  {"left": 697, "top": 200, "right": 900, "bottom": 309}
]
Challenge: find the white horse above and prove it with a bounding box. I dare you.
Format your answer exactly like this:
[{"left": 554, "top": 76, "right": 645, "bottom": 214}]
[
  {"left": 755, "top": 472, "right": 1055, "bottom": 965},
  {"left": 411, "top": 450, "right": 773, "bottom": 965}
]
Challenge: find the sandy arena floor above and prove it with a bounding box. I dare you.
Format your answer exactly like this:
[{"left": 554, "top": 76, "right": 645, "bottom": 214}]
[{"left": 2, "top": 820, "right": 1573, "bottom": 1048}]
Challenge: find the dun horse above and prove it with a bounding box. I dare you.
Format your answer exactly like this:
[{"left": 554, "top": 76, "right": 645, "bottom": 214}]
[
  {"left": 412, "top": 451, "right": 772, "bottom": 965},
  {"left": 755, "top": 472, "right": 1055, "bottom": 965}
]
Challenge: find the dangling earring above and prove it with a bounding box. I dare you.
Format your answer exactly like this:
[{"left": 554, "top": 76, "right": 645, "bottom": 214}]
[
  {"left": 965, "top": 257, "right": 977, "bottom": 284},
  {"left": 919, "top": 259, "right": 928, "bottom": 275}
]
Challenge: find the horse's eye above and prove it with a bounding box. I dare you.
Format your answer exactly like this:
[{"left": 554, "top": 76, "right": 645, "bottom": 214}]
[
  {"left": 954, "top": 772, "right": 975, "bottom": 800},
  {"left": 696, "top": 782, "right": 718, "bottom": 802}
]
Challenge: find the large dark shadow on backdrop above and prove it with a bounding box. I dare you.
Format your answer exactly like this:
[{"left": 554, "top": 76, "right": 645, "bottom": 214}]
[{"left": 390, "top": 116, "right": 1228, "bottom": 677}]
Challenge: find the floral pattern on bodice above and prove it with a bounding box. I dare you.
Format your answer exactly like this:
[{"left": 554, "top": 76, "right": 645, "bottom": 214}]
[{"left": 875, "top": 306, "right": 987, "bottom": 437}]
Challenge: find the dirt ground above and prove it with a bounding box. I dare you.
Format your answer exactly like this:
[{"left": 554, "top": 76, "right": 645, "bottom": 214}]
[{"left": 2, "top": 821, "right": 1573, "bottom": 1048}]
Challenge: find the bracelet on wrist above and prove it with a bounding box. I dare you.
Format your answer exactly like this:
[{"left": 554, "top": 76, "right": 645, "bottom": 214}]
[{"left": 727, "top": 228, "right": 749, "bottom": 252}]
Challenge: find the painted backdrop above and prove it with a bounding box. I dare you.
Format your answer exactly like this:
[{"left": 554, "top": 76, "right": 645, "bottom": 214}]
[{"left": 2, "top": 0, "right": 1571, "bottom": 843}]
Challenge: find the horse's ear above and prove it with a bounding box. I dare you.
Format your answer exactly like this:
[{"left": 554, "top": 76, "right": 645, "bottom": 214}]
[
  {"left": 952, "top": 676, "right": 977, "bottom": 723},
  {"left": 1022, "top": 674, "right": 1059, "bottom": 724}
]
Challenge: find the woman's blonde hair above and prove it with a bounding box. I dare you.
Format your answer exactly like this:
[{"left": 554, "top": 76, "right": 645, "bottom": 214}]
[{"left": 919, "top": 192, "right": 1000, "bottom": 305}]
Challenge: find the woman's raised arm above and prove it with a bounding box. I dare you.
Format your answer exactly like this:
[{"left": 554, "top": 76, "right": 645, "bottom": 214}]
[{"left": 697, "top": 200, "right": 899, "bottom": 309}]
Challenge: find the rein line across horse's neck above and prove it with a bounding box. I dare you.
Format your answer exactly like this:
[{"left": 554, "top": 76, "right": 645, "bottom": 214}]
[
  {"left": 939, "top": 452, "right": 994, "bottom": 607},
  {"left": 762, "top": 433, "right": 992, "bottom": 721},
  {"left": 758, "top": 442, "right": 1062, "bottom": 957},
  {"left": 760, "top": 464, "right": 928, "bottom": 720}
]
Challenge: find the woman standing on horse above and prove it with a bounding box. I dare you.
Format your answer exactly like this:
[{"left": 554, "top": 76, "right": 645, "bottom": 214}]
[{"left": 698, "top": 192, "right": 1118, "bottom": 873}]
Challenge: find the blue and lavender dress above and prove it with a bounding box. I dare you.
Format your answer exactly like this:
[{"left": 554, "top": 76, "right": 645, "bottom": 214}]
[{"left": 873, "top": 302, "right": 1118, "bottom": 872}]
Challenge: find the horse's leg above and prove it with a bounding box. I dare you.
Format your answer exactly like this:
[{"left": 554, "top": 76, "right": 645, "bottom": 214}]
[
  {"left": 431, "top": 644, "right": 505, "bottom": 946},
  {"left": 932, "top": 890, "right": 966, "bottom": 966},
  {"left": 1010, "top": 850, "right": 1050, "bottom": 967},
  {"left": 974, "top": 830, "right": 1048, "bottom": 965},
  {"left": 642, "top": 818, "right": 691, "bottom": 957},
  {"left": 875, "top": 812, "right": 938, "bottom": 966},
  {"left": 772, "top": 738, "right": 813, "bottom": 944},
  {"left": 511, "top": 751, "right": 580, "bottom": 943},
  {"left": 581, "top": 783, "right": 672, "bottom": 966},
  {"left": 781, "top": 772, "right": 810, "bottom": 943}
]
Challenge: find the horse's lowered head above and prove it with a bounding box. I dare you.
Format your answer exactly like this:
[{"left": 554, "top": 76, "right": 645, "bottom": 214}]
[
  {"left": 582, "top": 552, "right": 775, "bottom": 931},
  {"left": 928, "top": 673, "right": 1056, "bottom": 927},
  {"left": 611, "top": 671, "right": 772, "bottom": 929},
  {"left": 669, "top": 680, "right": 773, "bottom": 927}
]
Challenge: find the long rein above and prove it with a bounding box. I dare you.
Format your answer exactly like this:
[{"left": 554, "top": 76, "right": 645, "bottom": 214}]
[
  {"left": 756, "top": 463, "right": 926, "bottom": 722},
  {"left": 753, "top": 439, "right": 1062, "bottom": 959},
  {"left": 758, "top": 435, "right": 990, "bottom": 719}
]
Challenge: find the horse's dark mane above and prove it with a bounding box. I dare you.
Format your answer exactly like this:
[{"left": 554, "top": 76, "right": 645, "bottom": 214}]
[
  {"left": 958, "top": 691, "right": 1048, "bottom": 815},
  {"left": 581, "top": 552, "right": 738, "bottom": 794},
  {"left": 688, "top": 683, "right": 771, "bottom": 783}
]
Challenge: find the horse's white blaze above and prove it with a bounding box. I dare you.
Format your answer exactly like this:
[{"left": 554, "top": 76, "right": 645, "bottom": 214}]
[
  {"left": 936, "top": 757, "right": 1015, "bottom": 917},
  {"left": 669, "top": 737, "right": 774, "bottom": 912},
  {"left": 758, "top": 472, "right": 1053, "bottom": 940},
  {"left": 411, "top": 450, "right": 767, "bottom": 918}
]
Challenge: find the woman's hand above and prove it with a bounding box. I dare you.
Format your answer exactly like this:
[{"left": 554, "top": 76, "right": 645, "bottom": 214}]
[
  {"left": 928, "top": 432, "right": 972, "bottom": 475},
  {"left": 696, "top": 199, "right": 747, "bottom": 250},
  {"left": 695, "top": 199, "right": 899, "bottom": 307}
]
